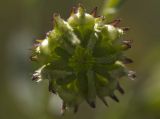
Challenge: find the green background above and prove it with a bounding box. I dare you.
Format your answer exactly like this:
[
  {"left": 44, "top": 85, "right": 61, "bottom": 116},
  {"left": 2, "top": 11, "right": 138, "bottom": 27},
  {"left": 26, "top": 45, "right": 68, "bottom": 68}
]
[{"left": 0, "top": 0, "right": 160, "bottom": 119}]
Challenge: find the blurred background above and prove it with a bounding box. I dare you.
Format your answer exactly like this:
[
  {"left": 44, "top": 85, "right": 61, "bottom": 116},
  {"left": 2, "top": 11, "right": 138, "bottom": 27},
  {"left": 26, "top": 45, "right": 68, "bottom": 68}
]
[{"left": 0, "top": 0, "right": 160, "bottom": 119}]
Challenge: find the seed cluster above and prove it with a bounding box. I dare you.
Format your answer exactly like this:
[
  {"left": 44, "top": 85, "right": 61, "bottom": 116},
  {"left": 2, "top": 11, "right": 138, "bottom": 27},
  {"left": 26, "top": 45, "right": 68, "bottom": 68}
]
[{"left": 31, "top": 4, "right": 135, "bottom": 113}]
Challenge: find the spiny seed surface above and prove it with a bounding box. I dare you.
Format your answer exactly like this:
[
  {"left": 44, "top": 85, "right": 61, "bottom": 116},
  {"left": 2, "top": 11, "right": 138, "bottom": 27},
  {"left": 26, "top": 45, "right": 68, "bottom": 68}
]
[{"left": 31, "top": 4, "right": 135, "bottom": 113}]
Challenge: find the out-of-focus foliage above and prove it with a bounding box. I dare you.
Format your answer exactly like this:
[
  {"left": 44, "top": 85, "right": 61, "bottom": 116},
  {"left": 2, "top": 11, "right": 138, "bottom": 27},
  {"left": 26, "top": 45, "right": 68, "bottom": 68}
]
[
  {"left": 0, "top": 0, "right": 160, "bottom": 119},
  {"left": 102, "top": 0, "right": 126, "bottom": 21}
]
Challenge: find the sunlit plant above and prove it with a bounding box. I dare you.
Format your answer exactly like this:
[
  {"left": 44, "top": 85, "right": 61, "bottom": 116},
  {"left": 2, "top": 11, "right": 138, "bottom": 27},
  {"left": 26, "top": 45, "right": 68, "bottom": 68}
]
[{"left": 30, "top": 4, "right": 135, "bottom": 113}]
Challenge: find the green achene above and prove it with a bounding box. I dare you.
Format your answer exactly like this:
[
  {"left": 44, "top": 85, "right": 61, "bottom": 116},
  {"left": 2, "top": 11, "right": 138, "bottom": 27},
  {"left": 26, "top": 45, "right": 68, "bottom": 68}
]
[{"left": 30, "top": 4, "right": 135, "bottom": 113}]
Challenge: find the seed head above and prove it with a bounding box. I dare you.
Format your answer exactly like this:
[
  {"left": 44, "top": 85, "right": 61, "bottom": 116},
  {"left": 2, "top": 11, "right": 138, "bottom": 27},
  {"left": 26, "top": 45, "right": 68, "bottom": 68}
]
[{"left": 30, "top": 5, "right": 135, "bottom": 113}]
